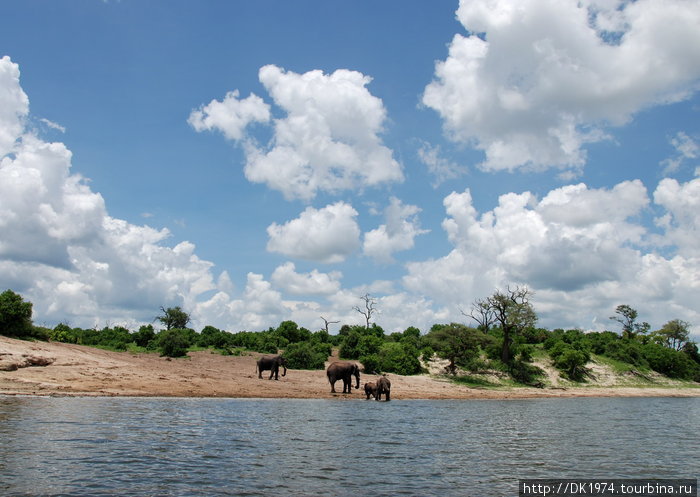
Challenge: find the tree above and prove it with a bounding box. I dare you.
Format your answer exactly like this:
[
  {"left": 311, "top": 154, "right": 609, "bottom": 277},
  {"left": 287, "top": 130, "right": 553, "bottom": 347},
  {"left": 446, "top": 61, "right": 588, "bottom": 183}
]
[
  {"left": 353, "top": 293, "right": 377, "bottom": 328},
  {"left": 157, "top": 306, "right": 190, "bottom": 330},
  {"left": 610, "top": 304, "right": 649, "bottom": 340},
  {"left": 320, "top": 316, "right": 340, "bottom": 333},
  {"left": 463, "top": 297, "right": 494, "bottom": 331},
  {"left": 653, "top": 319, "right": 692, "bottom": 351},
  {"left": 0, "top": 289, "right": 34, "bottom": 338},
  {"left": 426, "top": 323, "right": 491, "bottom": 374},
  {"left": 486, "top": 286, "right": 537, "bottom": 363}
]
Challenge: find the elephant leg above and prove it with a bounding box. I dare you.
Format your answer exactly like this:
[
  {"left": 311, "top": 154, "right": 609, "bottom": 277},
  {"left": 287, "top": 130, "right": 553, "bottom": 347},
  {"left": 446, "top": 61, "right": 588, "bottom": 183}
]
[{"left": 330, "top": 380, "right": 336, "bottom": 393}]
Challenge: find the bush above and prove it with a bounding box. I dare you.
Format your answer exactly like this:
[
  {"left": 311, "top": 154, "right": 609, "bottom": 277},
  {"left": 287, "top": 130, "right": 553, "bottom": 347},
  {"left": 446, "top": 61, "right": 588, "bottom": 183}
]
[
  {"left": 133, "top": 324, "right": 156, "bottom": 348},
  {"left": 156, "top": 328, "right": 191, "bottom": 358},
  {"left": 547, "top": 340, "right": 591, "bottom": 381},
  {"left": 510, "top": 359, "right": 545, "bottom": 384},
  {"left": 283, "top": 342, "right": 327, "bottom": 370},
  {"left": 642, "top": 343, "right": 699, "bottom": 380},
  {"left": 360, "top": 353, "right": 382, "bottom": 374}
]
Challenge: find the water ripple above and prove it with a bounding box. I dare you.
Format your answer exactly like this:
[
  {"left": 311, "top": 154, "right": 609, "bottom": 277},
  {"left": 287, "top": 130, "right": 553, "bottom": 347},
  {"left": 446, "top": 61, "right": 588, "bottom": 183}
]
[{"left": 0, "top": 397, "right": 698, "bottom": 496}]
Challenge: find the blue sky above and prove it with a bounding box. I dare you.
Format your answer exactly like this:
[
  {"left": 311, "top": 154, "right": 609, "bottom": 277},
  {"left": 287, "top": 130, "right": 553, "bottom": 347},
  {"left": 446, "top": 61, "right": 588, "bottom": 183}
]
[{"left": 1, "top": 0, "right": 699, "bottom": 336}]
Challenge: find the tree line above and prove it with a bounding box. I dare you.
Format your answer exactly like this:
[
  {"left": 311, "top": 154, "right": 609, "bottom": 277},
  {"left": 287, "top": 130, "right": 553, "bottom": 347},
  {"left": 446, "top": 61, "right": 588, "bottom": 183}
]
[{"left": 1, "top": 288, "right": 698, "bottom": 383}]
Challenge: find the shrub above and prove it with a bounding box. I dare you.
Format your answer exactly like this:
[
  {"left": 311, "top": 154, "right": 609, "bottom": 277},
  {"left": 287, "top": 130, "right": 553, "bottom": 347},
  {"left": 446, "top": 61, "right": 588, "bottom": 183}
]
[
  {"left": 157, "top": 328, "right": 191, "bottom": 358},
  {"left": 642, "top": 343, "right": 699, "bottom": 380},
  {"left": 133, "top": 324, "right": 156, "bottom": 348},
  {"left": 283, "top": 342, "right": 327, "bottom": 370},
  {"left": 360, "top": 353, "right": 382, "bottom": 374}
]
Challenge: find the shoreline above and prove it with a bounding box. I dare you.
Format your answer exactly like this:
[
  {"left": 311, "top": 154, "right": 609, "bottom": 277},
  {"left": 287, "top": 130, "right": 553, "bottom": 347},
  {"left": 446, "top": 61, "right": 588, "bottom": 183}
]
[{"left": 2, "top": 336, "right": 699, "bottom": 401}]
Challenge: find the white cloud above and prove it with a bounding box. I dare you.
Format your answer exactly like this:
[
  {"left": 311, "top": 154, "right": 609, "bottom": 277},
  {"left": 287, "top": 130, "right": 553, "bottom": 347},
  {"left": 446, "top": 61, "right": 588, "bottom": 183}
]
[
  {"left": 39, "top": 118, "right": 66, "bottom": 133},
  {"left": 0, "top": 56, "right": 228, "bottom": 329},
  {"left": 404, "top": 179, "right": 700, "bottom": 331},
  {"left": 423, "top": 0, "right": 700, "bottom": 174},
  {"left": 271, "top": 262, "right": 342, "bottom": 296},
  {"left": 653, "top": 177, "right": 700, "bottom": 257},
  {"left": 266, "top": 202, "right": 361, "bottom": 263},
  {"left": 191, "top": 65, "right": 403, "bottom": 200},
  {"left": 417, "top": 141, "right": 467, "bottom": 186},
  {"left": 363, "top": 197, "right": 429, "bottom": 263},
  {"left": 660, "top": 132, "right": 699, "bottom": 175},
  {"left": 188, "top": 89, "right": 270, "bottom": 141},
  {"left": 0, "top": 56, "right": 28, "bottom": 157}
]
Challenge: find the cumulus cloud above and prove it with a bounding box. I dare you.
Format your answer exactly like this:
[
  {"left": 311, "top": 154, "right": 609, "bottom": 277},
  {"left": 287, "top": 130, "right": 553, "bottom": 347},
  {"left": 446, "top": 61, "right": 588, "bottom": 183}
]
[
  {"left": 423, "top": 0, "right": 700, "bottom": 174},
  {"left": 188, "top": 90, "right": 270, "bottom": 141},
  {"left": 266, "top": 202, "right": 361, "bottom": 263},
  {"left": 404, "top": 179, "right": 700, "bottom": 331},
  {"left": 0, "top": 56, "right": 28, "bottom": 157},
  {"left": 653, "top": 177, "right": 700, "bottom": 257},
  {"left": 363, "top": 197, "right": 429, "bottom": 263},
  {"left": 191, "top": 65, "right": 403, "bottom": 200},
  {"left": 271, "top": 262, "right": 342, "bottom": 296},
  {"left": 0, "top": 56, "right": 225, "bottom": 328}
]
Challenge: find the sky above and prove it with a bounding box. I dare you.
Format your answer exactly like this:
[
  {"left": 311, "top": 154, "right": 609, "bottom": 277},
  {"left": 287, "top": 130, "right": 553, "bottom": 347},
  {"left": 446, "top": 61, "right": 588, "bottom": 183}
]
[{"left": 1, "top": 0, "right": 699, "bottom": 337}]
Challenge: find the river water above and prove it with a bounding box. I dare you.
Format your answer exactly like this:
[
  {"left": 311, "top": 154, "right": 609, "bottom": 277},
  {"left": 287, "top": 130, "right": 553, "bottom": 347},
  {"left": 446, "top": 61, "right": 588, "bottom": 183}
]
[{"left": 0, "top": 396, "right": 698, "bottom": 496}]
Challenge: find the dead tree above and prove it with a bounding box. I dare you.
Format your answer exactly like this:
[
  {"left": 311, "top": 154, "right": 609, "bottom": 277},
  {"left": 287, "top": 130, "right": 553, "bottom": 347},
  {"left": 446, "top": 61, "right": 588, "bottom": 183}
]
[{"left": 353, "top": 293, "right": 377, "bottom": 329}]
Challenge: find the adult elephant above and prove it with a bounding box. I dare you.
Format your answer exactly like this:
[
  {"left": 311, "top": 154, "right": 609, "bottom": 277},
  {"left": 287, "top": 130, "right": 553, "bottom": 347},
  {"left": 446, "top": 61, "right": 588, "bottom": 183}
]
[
  {"left": 375, "top": 375, "right": 391, "bottom": 401},
  {"left": 326, "top": 361, "right": 360, "bottom": 394},
  {"left": 256, "top": 355, "right": 287, "bottom": 380},
  {"left": 364, "top": 382, "right": 378, "bottom": 400}
]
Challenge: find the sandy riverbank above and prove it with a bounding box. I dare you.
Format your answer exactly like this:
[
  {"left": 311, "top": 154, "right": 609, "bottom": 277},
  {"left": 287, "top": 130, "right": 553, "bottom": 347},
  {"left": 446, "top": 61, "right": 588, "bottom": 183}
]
[{"left": 1, "top": 336, "right": 698, "bottom": 400}]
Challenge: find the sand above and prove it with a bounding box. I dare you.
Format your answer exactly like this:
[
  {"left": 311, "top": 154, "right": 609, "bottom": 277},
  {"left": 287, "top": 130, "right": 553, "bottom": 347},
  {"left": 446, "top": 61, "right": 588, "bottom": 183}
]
[{"left": 1, "top": 336, "right": 698, "bottom": 400}]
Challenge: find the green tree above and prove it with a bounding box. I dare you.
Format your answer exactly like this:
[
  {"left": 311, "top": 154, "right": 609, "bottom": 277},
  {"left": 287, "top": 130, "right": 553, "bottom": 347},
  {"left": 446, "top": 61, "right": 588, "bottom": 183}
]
[
  {"left": 426, "top": 323, "right": 491, "bottom": 374},
  {"left": 0, "top": 289, "right": 34, "bottom": 338},
  {"left": 610, "top": 304, "right": 649, "bottom": 340},
  {"left": 157, "top": 306, "right": 190, "bottom": 330},
  {"left": 652, "top": 319, "right": 691, "bottom": 351},
  {"left": 486, "top": 286, "right": 537, "bottom": 363}
]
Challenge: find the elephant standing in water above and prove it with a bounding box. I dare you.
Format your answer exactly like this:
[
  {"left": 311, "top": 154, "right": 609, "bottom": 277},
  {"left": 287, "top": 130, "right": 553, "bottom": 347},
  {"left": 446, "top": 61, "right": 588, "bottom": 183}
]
[
  {"left": 326, "top": 361, "right": 360, "bottom": 394},
  {"left": 256, "top": 355, "right": 287, "bottom": 380},
  {"left": 364, "top": 382, "right": 378, "bottom": 400},
  {"left": 375, "top": 375, "right": 391, "bottom": 401}
]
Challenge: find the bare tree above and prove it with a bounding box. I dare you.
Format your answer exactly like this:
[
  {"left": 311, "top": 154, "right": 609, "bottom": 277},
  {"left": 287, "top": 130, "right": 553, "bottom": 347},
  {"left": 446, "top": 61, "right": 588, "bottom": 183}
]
[
  {"left": 353, "top": 293, "right": 377, "bottom": 329},
  {"left": 461, "top": 297, "right": 495, "bottom": 331},
  {"left": 320, "top": 316, "right": 340, "bottom": 334}
]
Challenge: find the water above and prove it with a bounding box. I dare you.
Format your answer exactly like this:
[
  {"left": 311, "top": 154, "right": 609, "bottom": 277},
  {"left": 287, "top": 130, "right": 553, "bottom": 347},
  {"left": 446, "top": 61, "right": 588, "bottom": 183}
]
[{"left": 0, "top": 396, "right": 698, "bottom": 496}]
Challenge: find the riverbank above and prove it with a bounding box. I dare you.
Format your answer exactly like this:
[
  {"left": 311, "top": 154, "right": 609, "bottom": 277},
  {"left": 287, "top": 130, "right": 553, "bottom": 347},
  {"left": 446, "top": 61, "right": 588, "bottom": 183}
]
[{"left": 1, "top": 336, "right": 698, "bottom": 399}]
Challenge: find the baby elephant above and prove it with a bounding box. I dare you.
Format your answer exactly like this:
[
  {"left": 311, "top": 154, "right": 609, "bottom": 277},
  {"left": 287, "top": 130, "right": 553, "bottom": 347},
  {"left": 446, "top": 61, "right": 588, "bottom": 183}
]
[
  {"left": 375, "top": 375, "right": 391, "bottom": 401},
  {"left": 364, "top": 381, "right": 378, "bottom": 400}
]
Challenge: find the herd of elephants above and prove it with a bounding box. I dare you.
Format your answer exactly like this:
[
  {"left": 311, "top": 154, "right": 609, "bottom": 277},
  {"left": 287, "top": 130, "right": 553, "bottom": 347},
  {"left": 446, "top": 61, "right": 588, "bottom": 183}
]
[{"left": 255, "top": 354, "right": 391, "bottom": 401}]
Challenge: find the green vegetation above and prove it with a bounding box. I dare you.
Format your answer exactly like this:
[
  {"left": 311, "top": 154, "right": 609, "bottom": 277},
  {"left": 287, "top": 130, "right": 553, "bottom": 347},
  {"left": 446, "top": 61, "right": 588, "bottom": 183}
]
[{"left": 1, "top": 288, "right": 699, "bottom": 385}]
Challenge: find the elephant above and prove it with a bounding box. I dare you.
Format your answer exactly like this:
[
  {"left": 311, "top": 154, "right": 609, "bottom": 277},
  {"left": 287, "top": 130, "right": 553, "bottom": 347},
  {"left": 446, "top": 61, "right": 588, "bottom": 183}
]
[
  {"left": 326, "top": 361, "right": 360, "bottom": 394},
  {"left": 375, "top": 375, "right": 391, "bottom": 401},
  {"left": 256, "top": 355, "right": 287, "bottom": 380},
  {"left": 364, "top": 382, "right": 378, "bottom": 400}
]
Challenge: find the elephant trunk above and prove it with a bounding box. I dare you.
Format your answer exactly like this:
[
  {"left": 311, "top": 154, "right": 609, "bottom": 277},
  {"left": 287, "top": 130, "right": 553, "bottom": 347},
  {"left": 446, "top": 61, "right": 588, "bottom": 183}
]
[
  {"left": 354, "top": 372, "right": 360, "bottom": 390},
  {"left": 281, "top": 365, "right": 287, "bottom": 377}
]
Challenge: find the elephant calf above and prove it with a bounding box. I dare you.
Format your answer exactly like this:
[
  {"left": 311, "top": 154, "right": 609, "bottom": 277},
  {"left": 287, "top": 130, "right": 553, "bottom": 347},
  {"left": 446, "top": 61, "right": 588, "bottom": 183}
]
[
  {"left": 375, "top": 375, "right": 391, "bottom": 401},
  {"left": 364, "top": 382, "right": 378, "bottom": 400}
]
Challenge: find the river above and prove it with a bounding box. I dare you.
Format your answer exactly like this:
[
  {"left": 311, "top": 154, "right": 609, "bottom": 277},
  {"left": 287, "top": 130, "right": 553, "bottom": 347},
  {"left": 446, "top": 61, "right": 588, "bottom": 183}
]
[{"left": 0, "top": 396, "right": 698, "bottom": 496}]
